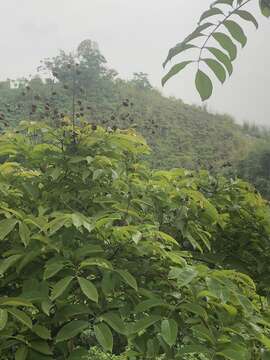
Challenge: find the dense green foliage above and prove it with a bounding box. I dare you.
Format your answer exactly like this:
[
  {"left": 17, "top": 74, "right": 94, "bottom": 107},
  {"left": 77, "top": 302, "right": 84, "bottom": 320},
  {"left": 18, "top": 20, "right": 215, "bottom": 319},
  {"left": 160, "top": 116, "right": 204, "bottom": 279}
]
[
  {"left": 163, "top": 0, "right": 270, "bottom": 100},
  {"left": 0, "top": 121, "right": 270, "bottom": 359}
]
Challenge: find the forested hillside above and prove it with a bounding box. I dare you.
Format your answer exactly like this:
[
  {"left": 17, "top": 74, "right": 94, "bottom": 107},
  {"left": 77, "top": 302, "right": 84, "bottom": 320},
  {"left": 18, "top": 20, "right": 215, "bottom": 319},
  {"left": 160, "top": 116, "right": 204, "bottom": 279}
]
[{"left": 0, "top": 40, "right": 257, "bottom": 171}]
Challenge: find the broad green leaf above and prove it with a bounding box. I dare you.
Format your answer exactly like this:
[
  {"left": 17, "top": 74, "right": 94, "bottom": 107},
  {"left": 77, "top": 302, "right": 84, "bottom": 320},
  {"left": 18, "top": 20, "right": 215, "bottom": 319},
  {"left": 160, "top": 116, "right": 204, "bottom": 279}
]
[
  {"left": 78, "top": 277, "right": 98, "bottom": 303},
  {"left": 203, "top": 58, "right": 226, "bottom": 83},
  {"left": 19, "top": 222, "right": 31, "bottom": 246},
  {"left": 68, "top": 348, "right": 89, "bottom": 359},
  {"left": 116, "top": 269, "right": 138, "bottom": 291},
  {"left": 234, "top": 10, "right": 258, "bottom": 28},
  {"left": 162, "top": 61, "right": 193, "bottom": 86},
  {"left": 50, "top": 276, "right": 73, "bottom": 301},
  {"left": 199, "top": 7, "right": 223, "bottom": 23},
  {"left": 169, "top": 266, "right": 198, "bottom": 287},
  {"left": 0, "top": 254, "right": 22, "bottom": 275},
  {"left": 206, "top": 47, "right": 233, "bottom": 75},
  {"left": 213, "top": 32, "right": 237, "bottom": 61},
  {"left": 130, "top": 315, "right": 162, "bottom": 334},
  {"left": 15, "top": 345, "right": 28, "bottom": 360},
  {"left": 44, "top": 262, "right": 64, "bottom": 280},
  {"left": 56, "top": 320, "right": 89, "bottom": 343},
  {"left": 0, "top": 309, "right": 8, "bottom": 331},
  {"left": 135, "top": 299, "right": 170, "bottom": 313},
  {"left": 0, "top": 218, "right": 17, "bottom": 240},
  {"left": 223, "top": 20, "right": 247, "bottom": 47},
  {"left": 33, "top": 324, "right": 51, "bottom": 340},
  {"left": 8, "top": 308, "right": 32, "bottom": 329},
  {"left": 80, "top": 257, "right": 113, "bottom": 270},
  {"left": 94, "top": 322, "right": 113, "bottom": 353},
  {"left": 30, "top": 340, "right": 52, "bottom": 355},
  {"left": 0, "top": 297, "right": 34, "bottom": 307},
  {"left": 260, "top": 0, "right": 270, "bottom": 17},
  {"left": 195, "top": 70, "right": 213, "bottom": 101},
  {"left": 101, "top": 311, "right": 126, "bottom": 335},
  {"left": 161, "top": 319, "right": 178, "bottom": 347}
]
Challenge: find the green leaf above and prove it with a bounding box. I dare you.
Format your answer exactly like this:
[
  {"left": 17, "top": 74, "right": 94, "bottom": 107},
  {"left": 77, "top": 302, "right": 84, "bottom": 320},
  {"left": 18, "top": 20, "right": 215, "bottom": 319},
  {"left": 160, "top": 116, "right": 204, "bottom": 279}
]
[
  {"left": 0, "top": 254, "right": 22, "bottom": 275},
  {"left": 169, "top": 266, "right": 198, "bottom": 287},
  {"left": 44, "top": 262, "right": 64, "bottom": 280},
  {"left": 195, "top": 70, "right": 213, "bottom": 101},
  {"left": 0, "top": 308, "right": 8, "bottom": 331},
  {"left": 78, "top": 277, "right": 98, "bottom": 303},
  {"left": 94, "top": 322, "right": 113, "bottom": 353},
  {"left": 199, "top": 7, "right": 223, "bottom": 23},
  {"left": 56, "top": 320, "right": 89, "bottom": 343},
  {"left": 116, "top": 269, "right": 138, "bottom": 291},
  {"left": 135, "top": 299, "right": 170, "bottom": 313},
  {"left": 161, "top": 319, "right": 178, "bottom": 347},
  {"left": 15, "top": 345, "right": 28, "bottom": 360},
  {"left": 100, "top": 311, "right": 126, "bottom": 335},
  {"left": 0, "top": 218, "right": 17, "bottom": 240},
  {"left": 203, "top": 58, "right": 226, "bottom": 83},
  {"left": 212, "top": 32, "right": 237, "bottom": 61},
  {"left": 234, "top": 10, "right": 258, "bottom": 29},
  {"left": 80, "top": 257, "right": 113, "bottom": 270},
  {"left": 8, "top": 308, "right": 32, "bottom": 329},
  {"left": 19, "top": 222, "right": 31, "bottom": 247},
  {"left": 206, "top": 47, "right": 233, "bottom": 75},
  {"left": 30, "top": 340, "right": 52, "bottom": 355},
  {"left": 33, "top": 324, "right": 51, "bottom": 340},
  {"left": 162, "top": 61, "right": 193, "bottom": 86},
  {"left": 163, "top": 44, "right": 197, "bottom": 68},
  {"left": 50, "top": 276, "right": 73, "bottom": 301},
  {"left": 223, "top": 20, "right": 247, "bottom": 47},
  {"left": 177, "top": 345, "right": 212, "bottom": 355},
  {"left": 260, "top": 0, "right": 270, "bottom": 17},
  {"left": 0, "top": 297, "right": 34, "bottom": 307},
  {"left": 130, "top": 315, "right": 162, "bottom": 334},
  {"left": 68, "top": 348, "right": 89, "bottom": 360}
]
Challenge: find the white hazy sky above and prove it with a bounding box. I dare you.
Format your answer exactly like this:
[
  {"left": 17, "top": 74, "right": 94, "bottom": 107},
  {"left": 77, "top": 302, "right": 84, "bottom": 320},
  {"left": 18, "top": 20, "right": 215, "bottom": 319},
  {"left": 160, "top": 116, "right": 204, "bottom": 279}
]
[{"left": 0, "top": 0, "right": 269, "bottom": 124}]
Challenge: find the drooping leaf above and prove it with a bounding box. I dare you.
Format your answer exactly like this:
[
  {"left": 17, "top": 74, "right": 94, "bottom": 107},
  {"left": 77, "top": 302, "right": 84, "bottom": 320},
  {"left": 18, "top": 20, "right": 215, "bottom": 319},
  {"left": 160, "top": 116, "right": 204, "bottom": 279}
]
[
  {"left": 56, "top": 320, "right": 89, "bottom": 343},
  {"left": 199, "top": 7, "right": 223, "bottom": 23},
  {"left": 206, "top": 47, "right": 233, "bottom": 75},
  {"left": 100, "top": 311, "right": 126, "bottom": 335},
  {"left": 0, "top": 218, "right": 17, "bottom": 240},
  {"left": 8, "top": 308, "right": 32, "bottom": 329},
  {"left": 94, "top": 322, "right": 113, "bottom": 353},
  {"left": 50, "top": 276, "right": 73, "bottom": 301},
  {"left": 44, "top": 262, "right": 64, "bottom": 280},
  {"left": 161, "top": 319, "right": 178, "bottom": 347},
  {"left": 234, "top": 10, "right": 258, "bottom": 29},
  {"left": 15, "top": 345, "right": 28, "bottom": 360},
  {"left": 0, "top": 254, "right": 22, "bottom": 275},
  {"left": 162, "top": 61, "right": 193, "bottom": 86},
  {"left": 130, "top": 315, "right": 162, "bottom": 334},
  {"left": 212, "top": 32, "right": 237, "bottom": 61},
  {"left": 203, "top": 58, "right": 226, "bottom": 83},
  {"left": 78, "top": 277, "right": 99, "bottom": 303},
  {"left": 116, "top": 269, "right": 138, "bottom": 291},
  {"left": 223, "top": 20, "right": 247, "bottom": 47},
  {"left": 195, "top": 70, "right": 213, "bottom": 101},
  {"left": 19, "top": 222, "right": 31, "bottom": 246}
]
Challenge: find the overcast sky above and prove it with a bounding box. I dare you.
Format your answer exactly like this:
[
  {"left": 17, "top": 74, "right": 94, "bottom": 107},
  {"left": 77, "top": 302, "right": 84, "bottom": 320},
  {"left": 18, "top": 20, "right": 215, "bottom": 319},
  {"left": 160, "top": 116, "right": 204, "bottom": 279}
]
[{"left": 0, "top": 0, "right": 270, "bottom": 125}]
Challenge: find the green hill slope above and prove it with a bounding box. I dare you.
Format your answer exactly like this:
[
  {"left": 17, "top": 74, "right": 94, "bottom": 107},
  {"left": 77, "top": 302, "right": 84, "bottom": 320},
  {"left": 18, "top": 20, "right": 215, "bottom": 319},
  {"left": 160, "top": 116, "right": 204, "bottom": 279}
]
[{"left": 0, "top": 40, "right": 257, "bottom": 171}]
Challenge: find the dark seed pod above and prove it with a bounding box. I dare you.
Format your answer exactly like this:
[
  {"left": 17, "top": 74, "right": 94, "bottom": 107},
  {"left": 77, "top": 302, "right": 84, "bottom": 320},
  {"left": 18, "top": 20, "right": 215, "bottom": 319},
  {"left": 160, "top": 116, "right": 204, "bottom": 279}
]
[
  {"left": 52, "top": 71, "right": 58, "bottom": 77},
  {"left": 63, "top": 84, "right": 69, "bottom": 89},
  {"left": 34, "top": 95, "right": 41, "bottom": 101},
  {"left": 92, "top": 124, "right": 97, "bottom": 131},
  {"left": 80, "top": 107, "right": 84, "bottom": 112},
  {"left": 26, "top": 85, "right": 31, "bottom": 91},
  {"left": 112, "top": 125, "right": 118, "bottom": 131},
  {"left": 87, "top": 106, "right": 91, "bottom": 110},
  {"left": 80, "top": 112, "right": 84, "bottom": 117},
  {"left": 52, "top": 91, "right": 57, "bottom": 96},
  {"left": 122, "top": 101, "right": 129, "bottom": 107},
  {"left": 76, "top": 113, "right": 80, "bottom": 118},
  {"left": 77, "top": 100, "right": 82, "bottom": 106},
  {"left": 111, "top": 115, "right": 115, "bottom": 120}
]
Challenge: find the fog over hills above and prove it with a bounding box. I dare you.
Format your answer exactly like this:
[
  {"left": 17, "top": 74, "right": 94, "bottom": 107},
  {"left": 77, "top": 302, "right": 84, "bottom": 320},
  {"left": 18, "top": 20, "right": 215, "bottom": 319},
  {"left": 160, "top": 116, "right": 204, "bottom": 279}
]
[{"left": 0, "top": 0, "right": 269, "bottom": 124}]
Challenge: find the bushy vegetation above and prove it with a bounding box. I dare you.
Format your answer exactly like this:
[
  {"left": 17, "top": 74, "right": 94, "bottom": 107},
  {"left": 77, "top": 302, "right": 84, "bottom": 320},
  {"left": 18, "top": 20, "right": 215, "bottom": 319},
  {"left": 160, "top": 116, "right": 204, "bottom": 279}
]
[{"left": 0, "top": 121, "right": 270, "bottom": 359}]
